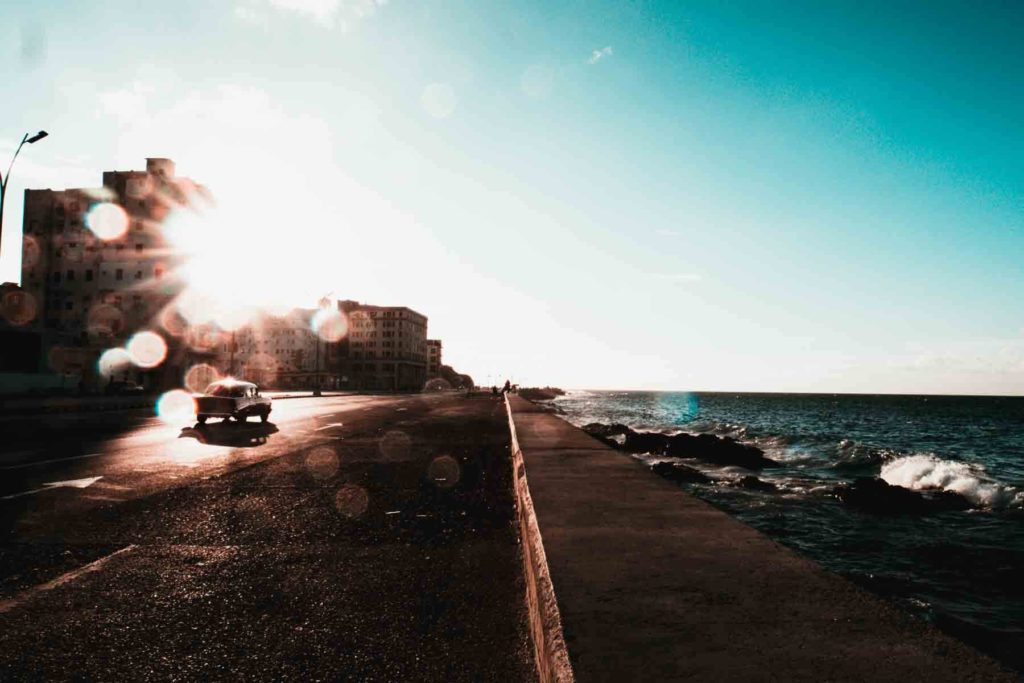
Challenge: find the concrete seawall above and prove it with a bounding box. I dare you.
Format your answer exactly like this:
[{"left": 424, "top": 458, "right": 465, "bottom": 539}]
[
  {"left": 506, "top": 395, "right": 575, "bottom": 683},
  {"left": 506, "top": 395, "right": 1013, "bottom": 682}
]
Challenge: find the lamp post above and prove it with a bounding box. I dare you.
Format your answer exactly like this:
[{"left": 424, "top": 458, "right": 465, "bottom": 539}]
[{"left": 0, "top": 131, "right": 48, "bottom": 265}]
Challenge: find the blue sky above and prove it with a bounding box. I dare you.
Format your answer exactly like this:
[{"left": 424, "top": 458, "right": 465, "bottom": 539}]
[{"left": 1, "top": 0, "right": 1022, "bottom": 393}]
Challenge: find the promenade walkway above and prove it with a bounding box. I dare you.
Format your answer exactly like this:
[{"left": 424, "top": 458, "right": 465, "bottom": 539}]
[{"left": 507, "top": 395, "right": 1012, "bottom": 681}]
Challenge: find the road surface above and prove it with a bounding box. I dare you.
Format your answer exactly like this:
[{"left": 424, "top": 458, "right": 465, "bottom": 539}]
[{"left": 0, "top": 393, "right": 533, "bottom": 680}]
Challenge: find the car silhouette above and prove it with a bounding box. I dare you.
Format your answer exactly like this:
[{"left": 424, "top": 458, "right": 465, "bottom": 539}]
[{"left": 194, "top": 379, "right": 272, "bottom": 425}]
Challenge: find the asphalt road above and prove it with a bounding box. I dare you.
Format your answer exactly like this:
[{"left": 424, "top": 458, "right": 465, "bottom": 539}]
[{"left": 0, "top": 393, "right": 533, "bottom": 681}]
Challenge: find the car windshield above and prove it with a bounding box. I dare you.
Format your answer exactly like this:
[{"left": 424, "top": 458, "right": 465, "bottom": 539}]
[{"left": 207, "top": 383, "right": 246, "bottom": 397}]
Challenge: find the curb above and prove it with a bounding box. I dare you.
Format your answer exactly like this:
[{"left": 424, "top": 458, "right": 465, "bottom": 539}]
[{"left": 505, "top": 394, "right": 575, "bottom": 683}]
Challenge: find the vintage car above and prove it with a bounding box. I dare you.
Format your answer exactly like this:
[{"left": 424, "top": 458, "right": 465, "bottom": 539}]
[{"left": 195, "top": 380, "right": 272, "bottom": 424}]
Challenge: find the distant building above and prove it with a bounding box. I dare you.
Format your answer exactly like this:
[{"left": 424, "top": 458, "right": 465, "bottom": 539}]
[
  {"left": 19, "top": 158, "right": 202, "bottom": 390},
  {"left": 334, "top": 300, "right": 428, "bottom": 391},
  {"left": 215, "top": 309, "right": 322, "bottom": 389},
  {"left": 426, "top": 339, "right": 442, "bottom": 378}
]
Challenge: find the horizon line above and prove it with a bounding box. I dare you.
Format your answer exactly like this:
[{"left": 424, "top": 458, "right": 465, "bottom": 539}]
[{"left": 557, "top": 388, "right": 1023, "bottom": 398}]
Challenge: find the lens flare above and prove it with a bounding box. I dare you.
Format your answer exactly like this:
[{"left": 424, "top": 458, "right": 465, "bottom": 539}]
[
  {"left": 306, "top": 446, "right": 340, "bottom": 480},
  {"left": 379, "top": 430, "right": 412, "bottom": 461},
  {"left": 1, "top": 290, "right": 37, "bottom": 326},
  {"left": 427, "top": 455, "right": 461, "bottom": 488},
  {"left": 311, "top": 308, "right": 348, "bottom": 342},
  {"left": 184, "top": 363, "right": 221, "bottom": 393},
  {"left": 127, "top": 331, "right": 168, "bottom": 368},
  {"left": 22, "top": 234, "right": 41, "bottom": 269},
  {"left": 87, "top": 304, "right": 125, "bottom": 337},
  {"left": 159, "top": 306, "right": 190, "bottom": 338},
  {"left": 423, "top": 378, "right": 452, "bottom": 392},
  {"left": 85, "top": 202, "right": 129, "bottom": 240},
  {"left": 156, "top": 389, "right": 196, "bottom": 425},
  {"left": 334, "top": 484, "right": 369, "bottom": 518},
  {"left": 98, "top": 348, "right": 134, "bottom": 377}
]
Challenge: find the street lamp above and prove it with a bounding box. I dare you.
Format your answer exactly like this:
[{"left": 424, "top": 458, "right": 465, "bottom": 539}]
[{"left": 0, "top": 131, "right": 49, "bottom": 264}]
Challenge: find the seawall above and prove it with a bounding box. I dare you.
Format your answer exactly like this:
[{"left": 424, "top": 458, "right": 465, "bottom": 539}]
[{"left": 505, "top": 395, "right": 1013, "bottom": 681}]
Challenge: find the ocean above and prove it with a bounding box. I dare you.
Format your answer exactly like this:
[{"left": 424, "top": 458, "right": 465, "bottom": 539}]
[{"left": 553, "top": 390, "right": 1024, "bottom": 672}]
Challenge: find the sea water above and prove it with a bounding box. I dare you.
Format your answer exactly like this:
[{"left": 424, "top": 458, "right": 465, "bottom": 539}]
[{"left": 554, "top": 391, "right": 1024, "bottom": 671}]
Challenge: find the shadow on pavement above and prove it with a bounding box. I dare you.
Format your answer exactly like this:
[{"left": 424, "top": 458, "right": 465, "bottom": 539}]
[{"left": 179, "top": 422, "right": 280, "bottom": 448}]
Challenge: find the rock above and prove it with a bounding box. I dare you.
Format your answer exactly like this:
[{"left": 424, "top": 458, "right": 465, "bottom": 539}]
[
  {"left": 581, "top": 422, "right": 779, "bottom": 469},
  {"left": 834, "top": 477, "right": 972, "bottom": 514},
  {"left": 736, "top": 475, "right": 777, "bottom": 492},
  {"left": 651, "top": 462, "right": 711, "bottom": 484},
  {"left": 664, "top": 433, "right": 777, "bottom": 470},
  {"left": 582, "top": 423, "right": 633, "bottom": 438},
  {"left": 622, "top": 430, "right": 671, "bottom": 455}
]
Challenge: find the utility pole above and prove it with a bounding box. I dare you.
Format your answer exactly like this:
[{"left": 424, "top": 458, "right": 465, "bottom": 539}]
[{"left": 0, "top": 131, "right": 48, "bottom": 265}]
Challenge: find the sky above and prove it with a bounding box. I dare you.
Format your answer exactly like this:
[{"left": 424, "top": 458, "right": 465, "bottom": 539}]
[{"left": 1, "top": 0, "right": 1022, "bottom": 394}]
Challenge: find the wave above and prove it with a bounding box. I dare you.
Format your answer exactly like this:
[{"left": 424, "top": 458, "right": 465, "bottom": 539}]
[{"left": 880, "top": 454, "right": 1022, "bottom": 509}]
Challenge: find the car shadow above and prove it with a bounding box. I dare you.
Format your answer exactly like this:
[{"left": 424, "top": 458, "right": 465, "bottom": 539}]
[{"left": 179, "top": 421, "right": 280, "bottom": 448}]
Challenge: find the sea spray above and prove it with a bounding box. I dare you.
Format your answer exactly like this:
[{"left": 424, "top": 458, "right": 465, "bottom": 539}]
[{"left": 880, "top": 454, "right": 1021, "bottom": 509}]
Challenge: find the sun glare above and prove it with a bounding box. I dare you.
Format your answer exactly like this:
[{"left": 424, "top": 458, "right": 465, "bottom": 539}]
[{"left": 85, "top": 202, "right": 129, "bottom": 240}]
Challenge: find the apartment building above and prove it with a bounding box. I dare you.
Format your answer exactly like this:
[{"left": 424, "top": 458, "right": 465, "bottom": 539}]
[
  {"left": 335, "top": 300, "right": 428, "bottom": 391},
  {"left": 426, "top": 339, "right": 442, "bottom": 378},
  {"left": 216, "top": 309, "right": 323, "bottom": 389},
  {"left": 19, "top": 157, "right": 201, "bottom": 389}
]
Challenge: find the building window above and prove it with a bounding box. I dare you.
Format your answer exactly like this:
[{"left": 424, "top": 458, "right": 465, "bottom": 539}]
[
  {"left": 135, "top": 244, "right": 143, "bottom": 253},
  {"left": 66, "top": 269, "right": 74, "bottom": 281},
  {"left": 134, "top": 270, "right": 142, "bottom": 280},
  {"left": 85, "top": 269, "right": 93, "bottom": 281},
  {"left": 53, "top": 272, "right": 61, "bottom": 283},
  {"left": 65, "top": 301, "right": 73, "bottom": 311},
  {"left": 116, "top": 269, "right": 123, "bottom": 281}
]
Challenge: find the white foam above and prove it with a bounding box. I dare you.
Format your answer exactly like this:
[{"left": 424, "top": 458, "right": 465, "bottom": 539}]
[{"left": 880, "top": 454, "right": 1021, "bottom": 509}]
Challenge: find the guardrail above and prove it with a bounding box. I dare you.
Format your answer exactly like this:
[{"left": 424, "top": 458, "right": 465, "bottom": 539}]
[{"left": 504, "top": 394, "right": 574, "bottom": 683}]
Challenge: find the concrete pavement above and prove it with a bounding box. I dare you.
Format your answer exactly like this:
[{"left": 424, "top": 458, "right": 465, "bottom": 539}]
[
  {"left": 507, "top": 395, "right": 1014, "bottom": 681},
  {"left": 0, "top": 393, "right": 533, "bottom": 681}
]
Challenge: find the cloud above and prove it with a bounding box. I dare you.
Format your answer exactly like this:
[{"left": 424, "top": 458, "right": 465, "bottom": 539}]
[
  {"left": 587, "top": 46, "right": 613, "bottom": 65},
  {"left": 654, "top": 228, "right": 679, "bottom": 236},
  {"left": 235, "top": 0, "right": 386, "bottom": 29}
]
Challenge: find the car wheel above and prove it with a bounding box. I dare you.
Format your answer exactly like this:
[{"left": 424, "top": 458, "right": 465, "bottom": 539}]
[{"left": 197, "top": 415, "right": 207, "bottom": 425}]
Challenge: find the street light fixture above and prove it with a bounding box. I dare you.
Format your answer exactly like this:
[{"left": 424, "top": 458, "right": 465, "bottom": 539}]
[{"left": 1, "top": 130, "right": 49, "bottom": 265}]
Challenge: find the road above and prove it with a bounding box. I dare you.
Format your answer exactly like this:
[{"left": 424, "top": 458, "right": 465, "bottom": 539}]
[{"left": 0, "top": 393, "right": 533, "bottom": 680}]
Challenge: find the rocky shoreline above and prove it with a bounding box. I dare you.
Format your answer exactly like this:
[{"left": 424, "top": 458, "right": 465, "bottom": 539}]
[{"left": 581, "top": 422, "right": 978, "bottom": 515}]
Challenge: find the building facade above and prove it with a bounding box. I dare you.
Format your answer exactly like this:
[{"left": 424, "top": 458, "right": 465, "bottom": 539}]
[
  {"left": 213, "top": 309, "right": 323, "bottom": 389},
  {"left": 334, "top": 300, "right": 428, "bottom": 391},
  {"left": 19, "top": 157, "right": 202, "bottom": 390},
  {"left": 426, "top": 339, "right": 442, "bottom": 378}
]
